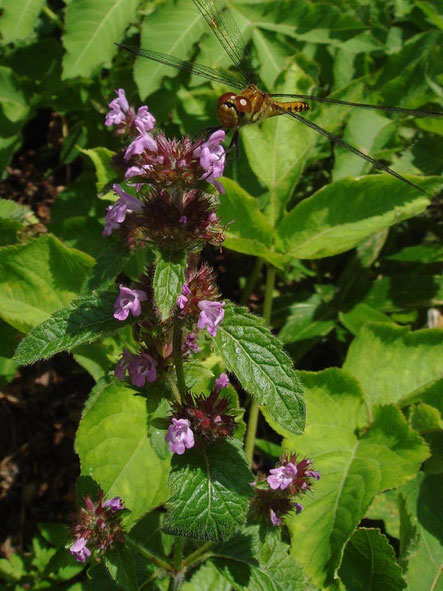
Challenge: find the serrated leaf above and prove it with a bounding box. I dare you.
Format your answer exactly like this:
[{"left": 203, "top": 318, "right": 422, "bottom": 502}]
[
  {"left": 182, "top": 562, "right": 231, "bottom": 591},
  {"left": 212, "top": 525, "right": 315, "bottom": 591},
  {"left": 399, "top": 473, "right": 443, "bottom": 591},
  {"left": 366, "top": 491, "right": 401, "bottom": 539},
  {"left": 0, "top": 234, "right": 94, "bottom": 334},
  {"left": 163, "top": 439, "right": 252, "bottom": 541},
  {"left": 343, "top": 323, "right": 443, "bottom": 408},
  {"left": 134, "top": 0, "right": 207, "bottom": 98},
  {"left": 281, "top": 368, "right": 428, "bottom": 587},
  {"left": 62, "top": 0, "right": 140, "bottom": 79},
  {"left": 278, "top": 176, "right": 441, "bottom": 259},
  {"left": 76, "top": 381, "right": 170, "bottom": 527},
  {"left": 218, "top": 178, "right": 287, "bottom": 269},
  {"left": 339, "top": 528, "right": 406, "bottom": 591},
  {"left": 153, "top": 250, "right": 186, "bottom": 321},
  {"left": 0, "top": 0, "right": 45, "bottom": 44},
  {"left": 0, "top": 198, "right": 38, "bottom": 224},
  {"left": 213, "top": 303, "right": 305, "bottom": 435},
  {"left": 105, "top": 544, "right": 138, "bottom": 591},
  {"left": 14, "top": 289, "right": 128, "bottom": 365}
]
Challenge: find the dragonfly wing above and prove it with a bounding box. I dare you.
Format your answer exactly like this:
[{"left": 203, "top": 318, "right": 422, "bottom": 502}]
[
  {"left": 277, "top": 105, "right": 426, "bottom": 193},
  {"left": 117, "top": 43, "right": 245, "bottom": 90},
  {"left": 270, "top": 93, "right": 443, "bottom": 118},
  {"left": 193, "top": 0, "right": 257, "bottom": 86}
]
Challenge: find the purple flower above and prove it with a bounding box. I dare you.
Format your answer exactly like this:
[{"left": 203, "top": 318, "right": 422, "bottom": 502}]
[
  {"left": 270, "top": 510, "right": 282, "bottom": 527},
  {"left": 177, "top": 284, "right": 191, "bottom": 310},
  {"left": 103, "top": 497, "right": 124, "bottom": 513},
  {"left": 294, "top": 503, "right": 304, "bottom": 514},
  {"left": 70, "top": 537, "right": 91, "bottom": 563},
  {"left": 103, "top": 184, "right": 143, "bottom": 236},
  {"left": 215, "top": 373, "right": 229, "bottom": 392},
  {"left": 128, "top": 352, "right": 158, "bottom": 387},
  {"left": 306, "top": 470, "right": 321, "bottom": 480},
  {"left": 267, "top": 463, "right": 298, "bottom": 491},
  {"left": 125, "top": 121, "right": 157, "bottom": 160},
  {"left": 114, "top": 285, "right": 148, "bottom": 321},
  {"left": 165, "top": 418, "right": 195, "bottom": 455},
  {"left": 193, "top": 130, "right": 226, "bottom": 192},
  {"left": 134, "top": 105, "right": 156, "bottom": 132},
  {"left": 105, "top": 89, "right": 130, "bottom": 126},
  {"left": 183, "top": 332, "right": 199, "bottom": 355},
  {"left": 114, "top": 349, "right": 137, "bottom": 380},
  {"left": 197, "top": 300, "right": 225, "bottom": 337},
  {"left": 125, "top": 164, "right": 151, "bottom": 179}
]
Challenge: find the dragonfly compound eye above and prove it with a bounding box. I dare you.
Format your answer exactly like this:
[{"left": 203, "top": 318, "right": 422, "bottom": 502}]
[{"left": 216, "top": 92, "right": 240, "bottom": 128}]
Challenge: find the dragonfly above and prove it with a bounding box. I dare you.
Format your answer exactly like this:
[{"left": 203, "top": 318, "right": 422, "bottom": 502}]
[{"left": 118, "top": 0, "right": 443, "bottom": 193}]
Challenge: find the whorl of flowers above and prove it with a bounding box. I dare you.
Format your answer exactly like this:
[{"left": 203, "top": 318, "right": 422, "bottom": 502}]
[
  {"left": 251, "top": 453, "right": 320, "bottom": 527},
  {"left": 69, "top": 492, "right": 125, "bottom": 562}
]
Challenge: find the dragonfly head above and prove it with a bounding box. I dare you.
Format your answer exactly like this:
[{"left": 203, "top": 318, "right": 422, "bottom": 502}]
[{"left": 216, "top": 92, "right": 252, "bottom": 129}]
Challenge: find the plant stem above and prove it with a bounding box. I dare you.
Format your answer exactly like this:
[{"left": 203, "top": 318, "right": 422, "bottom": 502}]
[
  {"left": 173, "top": 322, "right": 186, "bottom": 401},
  {"left": 244, "top": 264, "right": 276, "bottom": 465},
  {"left": 240, "top": 257, "right": 264, "bottom": 306},
  {"left": 182, "top": 541, "right": 215, "bottom": 568},
  {"left": 166, "top": 537, "right": 185, "bottom": 591},
  {"left": 42, "top": 5, "right": 63, "bottom": 28},
  {"left": 126, "top": 537, "right": 172, "bottom": 572}
]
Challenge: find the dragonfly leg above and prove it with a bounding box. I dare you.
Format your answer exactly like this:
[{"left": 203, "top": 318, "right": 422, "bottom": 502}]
[
  {"left": 192, "top": 125, "right": 222, "bottom": 141},
  {"left": 225, "top": 129, "right": 240, "bottom": 164}
]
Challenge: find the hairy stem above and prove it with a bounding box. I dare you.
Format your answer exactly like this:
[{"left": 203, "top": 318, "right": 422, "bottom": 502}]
[
  {"left": 126, "top": 537, "right": 172, "bottom": 572},
  {"left": 240, "top": 257, "right": 264, "bottom": 305},
  {"left": 173, "top": 322, "right": 186, "bottom": 401},
  {"left": 244, "top": 264, "right": 276, "bottom": 464},
  {"left": 182, "top": 541, "right": 215, "bottom": 568},
  {"left": 167, "top": 537, "right": 185, "bottom": 591}
]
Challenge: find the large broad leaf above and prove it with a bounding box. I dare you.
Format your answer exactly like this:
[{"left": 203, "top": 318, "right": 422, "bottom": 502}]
[
  {"left": 399, "top": 473, "right": 443, "bottom": 591},
  {"left": 281, "top": 368, "right": 428, "bottom": 587},
  {"left": 212, "top": 525, "right": 315, "bottom": 591},
  {"left": 75, "top": 380, "right": 170, "bottom": 527},
  {"left": 0, "top": 0, "right": 45, "bottom": 44},
  {"left": 153, "top": 249, "right": 186, "bottom": 321},
  {"left": 134, "top": 0, "right": 207, "bottom": 98},
  {"left": 213, "top": 303, "right": 305, "bottom": 435},
  {"left": 14, "top": 289, "right": 129, "bottom": 365},
  {"left": 182, "top": 562, "right": 231, "bottom": 591},
  {"left": 339, "top": 528, "right": 406, "bottom": 591},
  {"left": 343, "top": 323, "right": 443, "bottom": 409},
  {"left": 278, "top": 176, "right": 441, "bottom": 259},
  {"left": 162, "top": 439, "right": 252, "bottom": 541},
  {"left": 62, "top": 0, "right": 141, "bottom": 79},
  {"left": 79, "top": 147, "right": 117, "bottom": 194},
  {"left": 358, "top": 275, "right": 443, "bottom": 312},
  {"left": 0, "top": 234, "right": 94, "bottom": 334},
  {"left": 218, "top": 178, "right": 287, "bottom": 268}
]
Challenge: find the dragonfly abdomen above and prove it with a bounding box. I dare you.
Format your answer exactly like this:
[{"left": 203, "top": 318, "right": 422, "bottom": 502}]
[{"left": 272, "top": 100, "right": 310, "bottom": 114}]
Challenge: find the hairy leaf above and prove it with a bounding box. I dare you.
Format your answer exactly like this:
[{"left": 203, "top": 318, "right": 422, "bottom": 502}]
[
  {"left": 105, "top": 544, "right": 138, "bottom": 591},
  {"left": 163, "top": 440, "right": 252, "bottom": 541},
  {"left": 214, "top": 303, "right": 305, "bottom": 434},
  {"left": 15, "top": 288, "right": 127, "bottom": 365},
  {"left": 153, "top": 249, "right": 186, "bottom": 321}
]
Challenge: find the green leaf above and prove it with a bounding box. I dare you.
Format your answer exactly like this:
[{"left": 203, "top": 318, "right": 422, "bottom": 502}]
[
  {"left": 104, "top": 544, "right": 138, "bottom": 591},
  {"left": 182, "top": 562, "right": 231, "bottom": 591},
  {"left": 277, "top": 292, "right": 335, "bottom": 345},
  {"left": 163, "top": 439, "right": 252, "bottom": 541},
  {"left": 0, "top": 0, "right": 45, "bottom": 44},
  {"left": 218, "top": 178, "right": 287, "bottom": 268},
  {"left": 14, "top": 289, "right": 129, "bottom": 365},
  {"left": 212, "top": 525, "right": 315, "bottom": 591},
  {"left": 62, "top": 0, "right": 141, "bottom": 79},
  {"left": 0, "top": 234, "right": 94, "bottom": 334},
  {"left": 0, "top": 198, "right": 38, "bottom": 225},
  {"left": 153, "top": 250, "right": 186, "bottom": 321},
  {"left": 386, "top": 244, "right": 443, "bottom": 264},
  {"left": 343, "top": 323, "right": 443, "bottom": 408},
  {"left": 134, "top": 0, "right": 207, "bottom": 98},
  {"left": 339, "top": 303, "right": 393, "bottom": 336},
  {"left": 359, "top": 275, "right": 443, "bottom": 311},
  {"left": 76, "top": 380, "right": 170, "bottom": 527},
  {"left": 278, "top": 176, "right": 441, "bottom": 259},
  {"left": 282, "top": 368, "right": 428, "bottom": 587},
  {"left": 78, "top": 147, "right": 117, "bottom": 194},
  {"left": 213, "top": 303, "right": 305, "bottom": 435},
  {"left": 0, "top": 66, "right": 30, "bottom": 123},
  {"left": 339, "top": 528, "right": 406, "bottom": 591},
  {"left": 366, "top": 491, "right": 401, "bottom": 539},
  {"left": 399, "top": 473, "right": 443, "bottom": 591}
]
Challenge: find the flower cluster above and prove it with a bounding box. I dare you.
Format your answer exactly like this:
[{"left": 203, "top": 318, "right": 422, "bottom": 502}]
[
  {"left": 69, "top": 493, "right": 125, "bottom": 562},
  {"left": 251, "top": 453, "right": 320, "bottom": 527},
  {"left": 114, "top": 349, "right": 158, "bottom": 387},
  {"left": 166, "top": 373, "right": 235, "bottom": 454},
  {"left": 104, "top": 89, "right": 226, "bottom": 251}
]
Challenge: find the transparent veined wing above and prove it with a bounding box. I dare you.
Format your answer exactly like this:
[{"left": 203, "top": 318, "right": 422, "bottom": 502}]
[
  {"left": 193, "top": 0, "right": 257, "bottom": 86},
  {"left": 117, "top": 44, "right": 246, "bottom": 90}
]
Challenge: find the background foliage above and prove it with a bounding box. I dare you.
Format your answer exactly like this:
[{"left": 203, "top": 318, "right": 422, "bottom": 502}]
[{"left": 0, "top": 0, "right": 442, "bottom": 590}]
